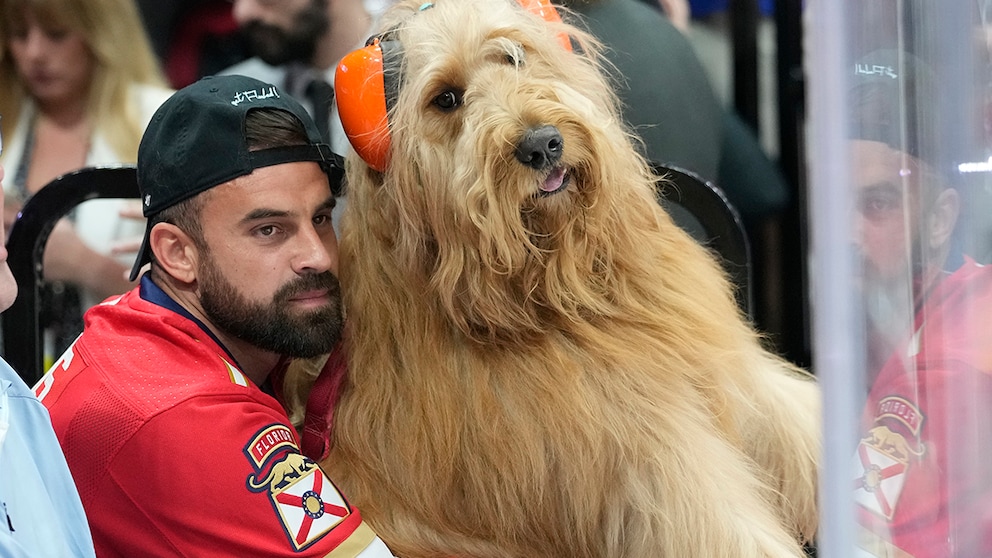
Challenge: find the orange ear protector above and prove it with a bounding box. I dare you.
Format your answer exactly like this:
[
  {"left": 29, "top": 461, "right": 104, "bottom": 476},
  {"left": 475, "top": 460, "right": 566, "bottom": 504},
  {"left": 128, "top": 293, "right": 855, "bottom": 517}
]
[
  {"left": 334, "top": 0, "right": 571, "bottom": 172},
  {"left": 517, "top": 0, "right": 573, "bottom": 52}
]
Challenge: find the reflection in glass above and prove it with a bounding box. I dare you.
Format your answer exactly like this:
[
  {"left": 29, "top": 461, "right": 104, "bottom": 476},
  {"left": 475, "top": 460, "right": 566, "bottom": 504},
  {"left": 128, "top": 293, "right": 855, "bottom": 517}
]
[{"left": 811, "top": 2, "right": 992, "bottom": 556}]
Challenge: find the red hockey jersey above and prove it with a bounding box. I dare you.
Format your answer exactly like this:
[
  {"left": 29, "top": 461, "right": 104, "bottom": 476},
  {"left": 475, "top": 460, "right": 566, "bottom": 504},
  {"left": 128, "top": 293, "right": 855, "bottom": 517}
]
[{"left": 36, "top": 278, "right": 395, "bottom": 557}]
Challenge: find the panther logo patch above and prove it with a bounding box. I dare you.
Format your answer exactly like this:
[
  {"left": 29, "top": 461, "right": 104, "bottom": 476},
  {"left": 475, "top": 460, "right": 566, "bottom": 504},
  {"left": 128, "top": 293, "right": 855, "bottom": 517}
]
[
  {"left": 244, "top": 424, "right": 351, "bottom": 550},
  {"left": 853, "top": 397, "right": 926, "bottom": 520}
]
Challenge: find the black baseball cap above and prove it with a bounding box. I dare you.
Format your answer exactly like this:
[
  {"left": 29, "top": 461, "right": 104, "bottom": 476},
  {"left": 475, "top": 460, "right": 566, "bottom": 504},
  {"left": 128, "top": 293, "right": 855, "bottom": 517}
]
[
  {"left": 848, "top": 49, "right": 937, "bottom": 165},
  {"left": 129, "top": 74, "right": 344, "bottom": 281}
]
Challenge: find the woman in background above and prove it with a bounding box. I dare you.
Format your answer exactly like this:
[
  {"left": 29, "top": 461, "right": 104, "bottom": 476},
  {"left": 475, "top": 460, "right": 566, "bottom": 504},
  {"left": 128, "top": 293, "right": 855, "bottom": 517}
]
[{"left": 0, "top": 0, "right": 172, "bottom": 360}]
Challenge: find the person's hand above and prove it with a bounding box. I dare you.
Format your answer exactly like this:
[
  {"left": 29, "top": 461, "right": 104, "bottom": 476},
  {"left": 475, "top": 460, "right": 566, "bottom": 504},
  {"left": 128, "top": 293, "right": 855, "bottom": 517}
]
[
  {"left": 110, "top": 202, "right": 147, "bottom": 258},
  {"left": 43, "top": 219, "right": 135, "bottom": 300},
  {"left": 657, "top": 0, "right": 690, "bottom": 34}
]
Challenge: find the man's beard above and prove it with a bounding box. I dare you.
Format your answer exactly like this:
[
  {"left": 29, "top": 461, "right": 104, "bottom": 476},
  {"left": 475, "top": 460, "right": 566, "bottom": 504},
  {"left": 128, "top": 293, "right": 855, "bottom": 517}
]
[
  {"left": 863, "top": 271, "right": 915, "bottom": 349},
  {"left": 240, "top": 0, "right": 329, "bottom": 66},
  {"left": 198, "top": 255, "right": 343, "bottom": 359}
]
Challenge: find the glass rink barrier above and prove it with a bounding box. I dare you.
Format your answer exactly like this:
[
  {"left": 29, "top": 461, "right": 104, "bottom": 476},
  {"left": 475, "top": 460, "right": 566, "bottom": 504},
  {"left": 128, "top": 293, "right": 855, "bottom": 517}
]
[{"left": 807, "top": 1, "right": 992, "bottom": 556}]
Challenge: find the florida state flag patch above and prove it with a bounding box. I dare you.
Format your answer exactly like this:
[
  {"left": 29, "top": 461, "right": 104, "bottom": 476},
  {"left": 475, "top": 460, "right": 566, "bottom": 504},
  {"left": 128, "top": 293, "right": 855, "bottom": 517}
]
[
  {"left": 854, "top": 432, "right": 909, "bottom": 519},
  {"left": 853, "top": 396, "right": 926, "bottom": 520},
  {"left": 245, "top": 425, "right": 352, "bottom": 550}
]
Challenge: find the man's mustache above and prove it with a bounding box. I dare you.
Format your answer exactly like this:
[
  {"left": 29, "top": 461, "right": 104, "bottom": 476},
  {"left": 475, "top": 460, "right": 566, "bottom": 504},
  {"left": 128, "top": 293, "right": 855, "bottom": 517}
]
[{"left": 275, "top": 272, "right": 340, "bottom": 302}]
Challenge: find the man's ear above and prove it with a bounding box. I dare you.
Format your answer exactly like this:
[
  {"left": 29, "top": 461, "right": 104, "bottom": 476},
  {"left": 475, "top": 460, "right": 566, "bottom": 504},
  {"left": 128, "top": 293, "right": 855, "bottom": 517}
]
[
  {"left": 929, "top": 188, "right": 960, "bottom": 250},
  {"left": 149, "top": 223, "right": 200, "bottom": 284}
]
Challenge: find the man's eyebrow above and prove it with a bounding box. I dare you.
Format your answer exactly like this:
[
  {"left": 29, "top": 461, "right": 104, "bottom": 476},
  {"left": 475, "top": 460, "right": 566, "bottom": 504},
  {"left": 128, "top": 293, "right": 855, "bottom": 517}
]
[
  {"left": 862, "top": 181, "right": 902, "bottom": 194},
  {"left": 239, "top": 195, "right": 337, "bottom": 224},
  {"left": 317, "top": 195, "right": 337, "bottom": 212},
  {"left": 241, "top": 208, "right": 291, "bottom": 224}
]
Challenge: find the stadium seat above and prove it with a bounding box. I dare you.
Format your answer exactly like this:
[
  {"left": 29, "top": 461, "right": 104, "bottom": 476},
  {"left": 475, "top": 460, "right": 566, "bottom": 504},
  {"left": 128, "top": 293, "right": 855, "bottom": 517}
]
[
  {"left": 653, "top": 163, "right": 753, "bottom": 317},
  {"left": 1, "top": 166, "right": 140, "bottom": 385}
]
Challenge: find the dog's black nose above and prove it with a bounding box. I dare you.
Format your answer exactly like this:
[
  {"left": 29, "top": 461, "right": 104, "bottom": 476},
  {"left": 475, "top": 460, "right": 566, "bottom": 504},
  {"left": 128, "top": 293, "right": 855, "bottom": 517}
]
[{"left": 515, "top": 125, "right": 563, "bottom": 170}]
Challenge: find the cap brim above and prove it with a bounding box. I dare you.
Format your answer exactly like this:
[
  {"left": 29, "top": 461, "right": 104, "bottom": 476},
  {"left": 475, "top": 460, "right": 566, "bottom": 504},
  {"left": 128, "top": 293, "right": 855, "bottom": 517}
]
[{"left": 129, "top": 220, "right": 154, "bottom": 282}]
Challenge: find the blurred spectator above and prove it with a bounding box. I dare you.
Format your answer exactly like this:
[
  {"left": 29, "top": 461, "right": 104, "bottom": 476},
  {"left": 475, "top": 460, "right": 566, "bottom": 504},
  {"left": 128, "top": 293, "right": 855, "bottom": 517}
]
[
  {"left": 222, "top": 0, "right": 375, "bottom": 159},
  {"left": 653, "top": 0, "right": 690, "bottom": 33},
  {"left": 0, "top": 0, "right": 172, "bottom": 360},
  {"left": 135, "top": 0, "right": 249, "bottom": 88},
  {"left": 0, "top": 163, "right": 95, "bottom": 558},
  {"left": 134, "top": 1, "right": 394, "bottom": 90},
  {"left": 637, "top": 0, "right": 782, "bottom": 160},
  {"left": 559, "top": 0, "right": 790, "bottom": 230}
]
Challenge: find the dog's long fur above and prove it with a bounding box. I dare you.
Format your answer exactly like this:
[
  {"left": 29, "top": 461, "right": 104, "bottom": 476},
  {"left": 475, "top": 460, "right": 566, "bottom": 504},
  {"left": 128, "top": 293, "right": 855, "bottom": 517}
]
[{"left": 306, "top": 1, "right": 820, "bottom": 556}]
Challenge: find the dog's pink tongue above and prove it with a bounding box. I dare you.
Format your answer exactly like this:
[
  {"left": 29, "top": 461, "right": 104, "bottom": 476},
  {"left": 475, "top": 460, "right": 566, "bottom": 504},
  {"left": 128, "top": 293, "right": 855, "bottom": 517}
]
[{"left": 542, "top": 166, "right": 566, "bottom": 192}]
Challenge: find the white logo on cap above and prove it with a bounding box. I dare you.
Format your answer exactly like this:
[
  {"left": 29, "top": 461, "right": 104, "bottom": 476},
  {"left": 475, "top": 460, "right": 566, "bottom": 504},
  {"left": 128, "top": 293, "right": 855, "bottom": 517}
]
[
  {"left": 231, "top": 87, "right": 281, "bottom": 106},
  {"left": 144, "top": 194, "right": 151, "bottom": 206},
  {"left": 855, "top": 63, "right": 898, "bottom": 79}
]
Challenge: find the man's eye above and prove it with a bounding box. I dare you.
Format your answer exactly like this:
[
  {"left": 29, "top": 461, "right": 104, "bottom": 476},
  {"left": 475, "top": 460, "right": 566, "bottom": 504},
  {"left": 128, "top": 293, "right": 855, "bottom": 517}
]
[
  {"left": 868, "top": 199, "right": 891, "bottom": 211},
  {"left": 859, "top": 193, "right": 901, "bottom": 217},
  {"left": 432, "top": 90, "right": 463, "bottom": 112},
  {"left": 256, "top": 225, "right": 277, "bottom": 237},
  {"left": 313, "top": 214, "right": 331, "bottom": 226}
]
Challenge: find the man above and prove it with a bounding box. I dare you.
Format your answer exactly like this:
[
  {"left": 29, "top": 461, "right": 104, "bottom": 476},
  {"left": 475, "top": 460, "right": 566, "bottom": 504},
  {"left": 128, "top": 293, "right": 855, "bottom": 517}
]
[
  {"left": 849, "top": 50, "right": 992, "bottom": 557},
  {"left": 35, "top": 75, "right": 395, "bottom": 557},
  {"left": 0, "top": 163, "right": 95, "bottom": 557},
  {"left": 223, "top": 0, "right": 375, "bottom": 158}
]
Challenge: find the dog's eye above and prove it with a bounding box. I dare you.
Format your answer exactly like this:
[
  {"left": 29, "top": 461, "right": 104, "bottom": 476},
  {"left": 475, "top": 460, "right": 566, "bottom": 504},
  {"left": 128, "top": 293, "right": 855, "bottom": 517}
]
[
  {"left": 505, "top": 53, "right": 522, "bottom": 66},
  {"left": 505, "top": 44, "right": 525, "bottom": 66},
  {"left": 432, "top": 89, "right": 463, "bottom": 112}
]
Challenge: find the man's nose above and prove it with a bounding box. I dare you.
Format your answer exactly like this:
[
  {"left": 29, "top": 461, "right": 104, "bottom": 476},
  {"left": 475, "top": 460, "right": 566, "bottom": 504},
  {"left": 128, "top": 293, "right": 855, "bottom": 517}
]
[
  {"left": 293, "top": 225, "right": 336, "bottom": 275},
  {"left": 229, "top": 0, "right": 266, "bottom": 25}
]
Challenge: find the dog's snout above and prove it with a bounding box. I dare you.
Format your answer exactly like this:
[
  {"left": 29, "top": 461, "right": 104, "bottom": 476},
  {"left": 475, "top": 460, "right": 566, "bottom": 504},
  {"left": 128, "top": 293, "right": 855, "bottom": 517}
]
[{"left": 515, "top": 125, "right": 563, "bottom": 170}]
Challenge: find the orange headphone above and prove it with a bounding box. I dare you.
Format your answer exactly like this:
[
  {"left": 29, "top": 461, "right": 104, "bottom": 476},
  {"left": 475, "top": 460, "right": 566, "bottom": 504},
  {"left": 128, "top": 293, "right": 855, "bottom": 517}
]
[{"left": 334, "top": 0, "right": 571, "bottom": 172}]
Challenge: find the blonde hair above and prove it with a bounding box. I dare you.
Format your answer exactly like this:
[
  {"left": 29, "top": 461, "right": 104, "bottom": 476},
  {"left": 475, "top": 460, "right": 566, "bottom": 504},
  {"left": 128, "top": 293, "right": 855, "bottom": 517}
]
[{"left": 0, "top": 0, "right": 167, "bottom": 162}]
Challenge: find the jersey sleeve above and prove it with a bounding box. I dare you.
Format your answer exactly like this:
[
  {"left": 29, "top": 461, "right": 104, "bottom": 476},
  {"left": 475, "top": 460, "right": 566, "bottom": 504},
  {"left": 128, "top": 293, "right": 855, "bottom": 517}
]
[{"left": 96, "top": 395, "right": 395, "bottom": 557}]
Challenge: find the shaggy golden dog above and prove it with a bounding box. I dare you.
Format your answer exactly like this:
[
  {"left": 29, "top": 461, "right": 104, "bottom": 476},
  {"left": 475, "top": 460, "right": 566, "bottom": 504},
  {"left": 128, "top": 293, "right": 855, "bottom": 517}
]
[{"left": 290, "top": 0, "right": 820, "bottom": 556}]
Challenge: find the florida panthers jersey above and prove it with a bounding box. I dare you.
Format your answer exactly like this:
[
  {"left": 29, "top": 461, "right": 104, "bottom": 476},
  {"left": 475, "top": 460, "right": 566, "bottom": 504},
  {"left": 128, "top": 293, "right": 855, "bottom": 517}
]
[{"left": 36, "top": 277, "right": 395, "bottom": 557}]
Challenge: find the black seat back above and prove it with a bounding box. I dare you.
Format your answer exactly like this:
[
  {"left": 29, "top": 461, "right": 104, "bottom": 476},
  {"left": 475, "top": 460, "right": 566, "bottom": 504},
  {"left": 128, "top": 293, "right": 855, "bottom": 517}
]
[
  {"left": 653, "top": 163, "right": 753, "bottom": 317},
  {"left": 2, "top": 166, "right": 139, "bottom": 384}
]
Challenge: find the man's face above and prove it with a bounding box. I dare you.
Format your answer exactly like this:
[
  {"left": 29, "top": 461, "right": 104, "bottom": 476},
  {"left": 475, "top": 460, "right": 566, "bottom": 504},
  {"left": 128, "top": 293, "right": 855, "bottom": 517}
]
[
  {"left": 231, "top": 0, "right": 329, "bottom": 66},
  {"left": 193, "top": 161, "right": 342, "bottom": 358},
  {"left": 850, "top": 139, "right": 924, "bottom": 285},
  {"left": 850, "top": 139, "right": 926, "bottom": 346}
]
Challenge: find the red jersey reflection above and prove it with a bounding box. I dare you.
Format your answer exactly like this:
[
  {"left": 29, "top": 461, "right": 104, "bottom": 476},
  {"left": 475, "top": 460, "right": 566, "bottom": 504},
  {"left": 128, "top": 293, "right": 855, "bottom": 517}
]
[{"left": 855, "top": 258, "right": 992, "bottom": 557}]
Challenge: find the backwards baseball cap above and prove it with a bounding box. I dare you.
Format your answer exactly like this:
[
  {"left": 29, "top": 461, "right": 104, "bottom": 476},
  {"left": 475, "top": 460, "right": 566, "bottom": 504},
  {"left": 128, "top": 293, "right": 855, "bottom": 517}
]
[
  {"left": 848, "top": 49, "right": 939, "bottom": 166},
  {"left": 129, "top": 74, "right": 344, "bottom": 281}
]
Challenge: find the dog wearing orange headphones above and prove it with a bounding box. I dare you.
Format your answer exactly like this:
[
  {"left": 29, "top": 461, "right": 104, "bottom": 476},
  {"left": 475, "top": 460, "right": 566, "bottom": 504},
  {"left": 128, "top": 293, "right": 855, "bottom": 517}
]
[{"left": 287, "top": 1, "right": 821, "bottom": 556}]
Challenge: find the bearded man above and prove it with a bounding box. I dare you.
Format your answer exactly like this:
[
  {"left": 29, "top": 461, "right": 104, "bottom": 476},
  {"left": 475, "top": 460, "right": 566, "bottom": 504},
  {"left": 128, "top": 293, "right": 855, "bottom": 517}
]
[{"left": 36, "top": 74, "right": 397, "bottom": 558}]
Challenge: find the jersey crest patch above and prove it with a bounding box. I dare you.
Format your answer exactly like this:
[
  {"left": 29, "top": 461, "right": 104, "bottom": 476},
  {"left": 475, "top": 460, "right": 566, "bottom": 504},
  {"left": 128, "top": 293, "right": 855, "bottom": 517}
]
[
  {"left": 244, "top": 425, "right": 351, "bottom": 550},
  {"left": 853, "top": 397, "right": 926, "bottom": 520},
  {"left": 245, "top": 424, "right": 297, "bottom": 467}
]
